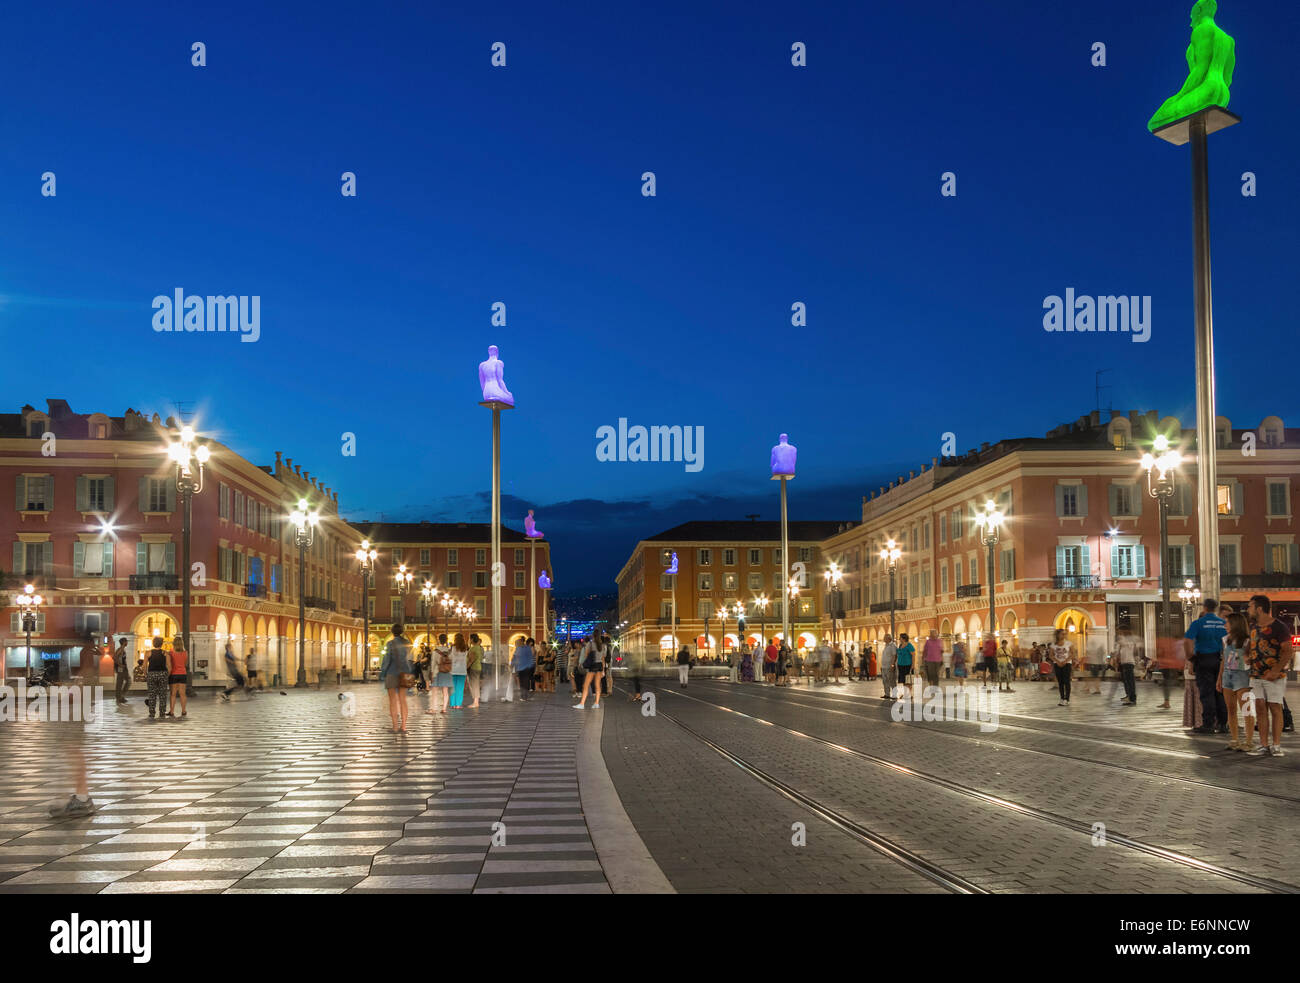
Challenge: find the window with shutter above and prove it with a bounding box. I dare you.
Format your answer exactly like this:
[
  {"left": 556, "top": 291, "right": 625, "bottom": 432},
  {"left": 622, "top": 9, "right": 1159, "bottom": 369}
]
[{"left": 83, "top": 544, "right": 104, "bottom": 575}]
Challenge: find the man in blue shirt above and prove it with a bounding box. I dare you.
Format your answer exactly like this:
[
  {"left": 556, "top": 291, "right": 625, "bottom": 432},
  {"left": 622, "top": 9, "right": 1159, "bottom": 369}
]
[{"left": 1184, "top": 598, "right": 1228, "bottom": 733}]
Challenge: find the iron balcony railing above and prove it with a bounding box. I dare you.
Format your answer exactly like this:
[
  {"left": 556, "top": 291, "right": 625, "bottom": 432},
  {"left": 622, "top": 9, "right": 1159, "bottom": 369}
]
[
  {"left": 245, "top": 582, "right": 267, "bottom": 598},
  {"left": 302, "top": 596, "right": 336, "bottom": 611},
  {"left": 869, "top": 599, "right": 907, "bottom": 614},
  {"left": 1053, "top": 575, "right": 1100, "bottom": 589},
  {"left": 130, "top": 573, "right": 179, "bottom": 590},
  {"left": 955, "top": 583, "right": 983, "bottom": 598},
  {"left": 1221, "top": 572, "right": 1300, "bottom": 590},
  {"left": 2, "top": 573, "right": 57, "bottom": 589}
]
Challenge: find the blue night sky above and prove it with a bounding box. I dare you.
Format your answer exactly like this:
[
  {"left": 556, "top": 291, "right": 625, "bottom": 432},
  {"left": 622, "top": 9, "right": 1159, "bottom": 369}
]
[{"left": 2, "top": 0, "right": 1297, "bottom": 592}]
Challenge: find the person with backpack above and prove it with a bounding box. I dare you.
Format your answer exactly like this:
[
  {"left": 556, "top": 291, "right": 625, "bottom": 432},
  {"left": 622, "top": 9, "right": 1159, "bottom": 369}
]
[
  {"left": 676, "top": 643, "right": 692, "bottom": 687},
  {"left": 427, "top": 633, "right": 453, "bottom": 714},
  {"left": 574, "top": 635, "right": 606, "bottom": 709}
]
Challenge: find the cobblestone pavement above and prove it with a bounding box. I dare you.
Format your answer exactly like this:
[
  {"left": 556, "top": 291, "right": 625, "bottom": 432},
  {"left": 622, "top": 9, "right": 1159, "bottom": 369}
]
[
  {"left": 0, "top": 683, "right": 609, "bottom": 894},
  {"left": 601, "top": 673, "right": 1299, "bottom": 894}
]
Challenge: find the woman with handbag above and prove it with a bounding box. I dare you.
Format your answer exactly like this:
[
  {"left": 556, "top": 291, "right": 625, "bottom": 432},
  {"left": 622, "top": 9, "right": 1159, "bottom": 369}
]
[
  {"left": 379, "top": 624, "right": 414, "bottom": 733},
  {"left": 574, "top": 635, "right": 606, "bottom": 709},
  {"left": 430, "top": 635, "right": 457, "bottom": 714}
]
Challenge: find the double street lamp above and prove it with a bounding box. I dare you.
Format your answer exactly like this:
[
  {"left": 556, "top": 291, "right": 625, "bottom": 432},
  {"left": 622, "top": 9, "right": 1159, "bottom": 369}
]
[
  {"left": 289, "top": 498, "right": 320, "bottom": 686},
  {"left": 420, "top": 581, "right": 440, "bottom": 650},
  {"left": 15, "top": 584, "right": 43, "bottom": 680},
  {"left": 354, "top": 539, "right": 377, "bottom": 681},
  {"left": 879, "top": 538, "right": 902, "bottom": 641},
  {"left": 973, "top": 500, "right": 1006, "bottom": 645},
  {"left": 1142, "top": 434, "right": 1182, "bottom": 636},
  {"left": 823, "top": 561, "right": 844, "bottom": 650},
  {"left": 167, "top": 425, "right": 209, "bottom": 692},
  {"left": 1178, "top": 577, "right": 1201, "bottom": 628}
]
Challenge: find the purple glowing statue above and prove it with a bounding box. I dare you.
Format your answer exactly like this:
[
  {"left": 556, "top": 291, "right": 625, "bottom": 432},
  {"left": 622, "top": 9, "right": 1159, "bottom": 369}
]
[
  {"left": 770, "top": 433, "right": 797, "bottom": 478},
  {"left": 524, "top": 509, "right": 544, "bottom": 539},
  {"left": 538, "top": 570, "right": 552, "bottom": 590},
  {"left": 665, "top": 551, "right": 678, "bottom": 575},
  {"left": 478, "top": 344, "right": 514, "bottom": 407}
]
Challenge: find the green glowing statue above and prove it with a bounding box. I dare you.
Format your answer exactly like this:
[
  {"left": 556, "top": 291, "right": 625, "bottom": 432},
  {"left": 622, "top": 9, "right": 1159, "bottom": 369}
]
[{"left": 1148, "top": 0, "right": 1236, "bottom": 132}]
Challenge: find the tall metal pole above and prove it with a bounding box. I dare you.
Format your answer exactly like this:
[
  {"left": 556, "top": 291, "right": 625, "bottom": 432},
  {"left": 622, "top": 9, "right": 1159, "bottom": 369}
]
[
  {"left": 889, "top": 565, "right": 896, "bottom": 640},
  {"left": 1159, "top": 490, "right": 1172, "bottom": 636},
  {"left": 491, "top": 406, "right": 501, "bottom": 697},
  {"left": 296, "top": 539, "right": 307, "bottom": 686},
  {"left": 362, "top": 568, "right": 370, "bottom": 682},
  {"left": 780, "top": 477, "right": 790, "bottom": 656},
  {"left": 530, "top": 537, "right": 536, "bottom": 641},
  {"left": 670, "top": 572, "right": 676, "bottom": 664},
  {"left": 182, "top": 487, "right": 193, "bottom": 693},
  {"left": 1190, "top": 115, "right": 1220, "bottom": 601},
  {"left": 986, "top": 537, "right": 996, "bottom": 642}
]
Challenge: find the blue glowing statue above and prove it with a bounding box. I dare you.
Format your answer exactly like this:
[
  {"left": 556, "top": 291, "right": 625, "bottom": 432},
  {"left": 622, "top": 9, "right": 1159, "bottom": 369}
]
[
  {"left": 665, "top": 551, "right": 678, "bottom": 575},
  {"left": 538, "top": 570, "right": 552, "bottom": 590},
  {"left": 770, "top": 433, "right": 797, "bottom": 477},
  {"left": 478, "top": 345, "right": 514, "bottom": 407},
  {"left": 524, "top": 509, "right": 543, "bottom": 539}
]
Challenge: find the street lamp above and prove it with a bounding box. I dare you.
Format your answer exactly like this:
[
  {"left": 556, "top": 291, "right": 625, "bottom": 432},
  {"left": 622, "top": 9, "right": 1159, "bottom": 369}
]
[
  {"left": 754, "top": 594, "right": 769, "bottom": 656},
  {"left": 823, "top": 561, "right": 844, "bottom": 650},
  {"left": 1178, "top": 577, "right": 1201, "bottom": 630},
  {"left": 878, "top": 538, "right": 902, "bottom": 641},
  {"left": 167, "top": 424, "right": 209, "bottom": 692},
  {"left": 15, "top": 584, "right": 43, "bottom": 680},
  {"left": 421, "top": 581, "right": 439, "bottom": 654},
  {"left": 1142, "top": 434, "right": 1182, "bottom": 636},
  {"left": 289, "top": 497, "right": 320, "bottom": 686},
  {"left": 354, "top": 539, "right": 377, "bottom": 682},
  {"left": 441, "top": 592, "right": 454, "bottom": 640},
  {"left": 735, "top": 601, "right": 747, "bottom": 682},
  {"left": 973, "top": 500, "right": 1006, "bottom": 647}
]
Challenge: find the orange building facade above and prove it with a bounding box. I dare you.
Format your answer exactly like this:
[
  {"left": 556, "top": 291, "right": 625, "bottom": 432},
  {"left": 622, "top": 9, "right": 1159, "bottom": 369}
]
[{"left": 819, "top": 410, "right": 1300, "bottom": 661}]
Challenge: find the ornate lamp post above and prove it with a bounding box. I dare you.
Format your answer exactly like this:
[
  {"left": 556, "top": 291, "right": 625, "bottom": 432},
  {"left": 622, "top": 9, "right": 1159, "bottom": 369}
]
[
  {"left": 787, "top": 576, "right": 801, "bottom": 677},
  {"left": 1178, "top": 577, "right": 1202, "bottom": 632},
  {"left": 355, "top": 539, "right": 377, "bottom": 681},
  {"left": 754, "top": 594, "right": 769, "bottom": 657},
  {"left": 421, "top": 581, "right": 439, "bottom": 653},
  {"left": 734, "top": 601, "right": 747, "bottom": 682},
  {"left": 879, "top": 538, "right": 902, "bottom": 642},
  {"left": 823, "top": 561, "right": 844, "bottom": 651},
  {"left": 15, "top": 584, "right": 43, "bottom": 680},
  {"left": 973, "top": 500, "right": 1006, "bottom": 645},
  {"left": 167, "top": 424, "right": 209, "bottom": 693},
  {"left": 289, "top": 498, "right": 320, "bottom": 686},
  {"left": 1142, "top": 434, "right": 1182, "bottom": 636}
]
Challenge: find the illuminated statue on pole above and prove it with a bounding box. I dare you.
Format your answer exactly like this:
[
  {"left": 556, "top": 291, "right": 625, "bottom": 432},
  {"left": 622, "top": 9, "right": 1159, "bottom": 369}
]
[
  {"left": 1147, "top": 0, "right": 1235, "bottom": 132},
  {"left": 524, "top": 509, "right": 543, "bottom": 539},
  {"left": 538, "top": 570, "right": 552, "bottom": 590},
  {"left": 665, "top": 552, "right": 678, "bottom": 575},
  {"left": 770, "top": 433, "right": 797, "bottom": 477},
  {"left": 478, "top": 345, "right": 515, "bottom": 407}
]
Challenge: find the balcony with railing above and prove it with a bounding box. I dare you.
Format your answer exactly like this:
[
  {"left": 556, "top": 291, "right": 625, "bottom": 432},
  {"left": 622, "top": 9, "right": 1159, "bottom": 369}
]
[
  {"left": 245, "top": 582, "right": 267, "bottom": 598},
  {"left": 302, "top": 596, "right": 336, "bottom": 611},
  {"left": 130, "top": 573, "right": 179, "bottom": 590},
  {"left": 1221, "top": 572, "right": 1300, "bottom": 590},
  {"left": 869, "top": 598, "right": 907, "bottom": 614},
  {"left": 1, "top": 573, "right": 57, "bottom": 589},
  {"left": 955, "top": 583, "right": 983, "bottom": 598},
  {"left": 1053, "top": 575, "right": 1100, "bottom": 589}
]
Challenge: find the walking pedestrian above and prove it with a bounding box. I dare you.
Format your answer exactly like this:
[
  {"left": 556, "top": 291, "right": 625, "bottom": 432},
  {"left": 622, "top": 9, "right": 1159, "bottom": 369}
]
[
  {"left": 763, "top": 638, "right": 778, "bottom": 684},
  {"left": 866, "top": 644, "right": 877, "bottom": 680},
  {"left": 245, "top": 649, "right": 259, "bottom": 690},
  {"left": 776, "top": 640, "right": 789, "bottom": 686},
  {"left": 220, "top": 642, "right": 248, "bottom": 701},
  {"left": 570, "top": 640, "right": 586, "bottom": 697},
  {"left": 431, "top": 635, "right": 456, "bottom": 713},
  {"left": 512, "top": 636, "right": 536, "bottom": 700},
  {"left": 466, "top": 633, "right": 483, "bottom": 708},
  {"left": 1048, "top": 629, "right": 1073, "bottom": 706},
  {"left": 980, "top": 635, "right": 998, "bottom": 688},
  {"left": 895, "top": 633, "right": 915, "bottom": 695},
  {"left": 676, "top": 643, "right": 691, "bottom": 687},
  {"left": 881, "top": 633, "right": 898, "bottom": 700},
  {"left": 144, "top": 637, "right": 168, "bottom": 719},
  {"left": 922, "top": 630, "right": 943, "bottom": 689},
  {"left": 997, "top": 638, "right": 1015, "bottom": 693},
  {"left": 112, "top": 637, "right": 131, "bottom": 704},
  {"left": 831, "top": 643, "right": 844, "bottom": 683},
  {"left": 952, "top": 638, "right": 967, "bottom": 687},
  {"left": 167, "top": 636, "right": 188, "bottom": 718},
  {"left": 379, "top": 624, "right": 413, "bottom": 733},
  {"left": 1246, "top": 594, "right": 1294, "bottom": 756},
  {"left": 573, "top": 634, "right": 606, "bottom": 709},
  {"left": 449, "top": 634, "right": 468, "bottom": 708},
  {"left": 1218, "top": 612, "right": 1252, "bottom": 750},
  {"left": 1114, "top": 626, "right": 1139, "bottom": 706},
  {"left": 1185, "top": 598, "right": 1229, "bottom": 734},
  {"left": 739, "top": 643, "right": 755, "bottom": 682}
]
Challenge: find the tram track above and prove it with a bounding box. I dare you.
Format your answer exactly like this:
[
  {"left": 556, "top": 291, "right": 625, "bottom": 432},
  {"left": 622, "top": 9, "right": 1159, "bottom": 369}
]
[
  {"left": 645, "top": 683, "right": 1300, "bottom": 895},
  {"left": 685, "top": 678, "right": 1300, "bottom": 806}
]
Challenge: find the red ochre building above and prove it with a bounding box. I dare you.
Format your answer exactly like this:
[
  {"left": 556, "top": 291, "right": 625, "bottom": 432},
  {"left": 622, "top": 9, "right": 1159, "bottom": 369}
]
[
  {"left": 818, "top": 410, "right": 1300, "bottom": 661},
  {"left": 2, "top": 400, "right": 553, "bottom": 686}
]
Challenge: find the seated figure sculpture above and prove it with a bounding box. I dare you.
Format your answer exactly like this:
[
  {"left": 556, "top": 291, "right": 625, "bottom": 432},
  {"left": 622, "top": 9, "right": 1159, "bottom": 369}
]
[
  {"left": 524, "top": 510, "right": 543, "bottom": 539},
  {"left": 1147, "top": 0, "right": 1235, "bottom": 132},
  {"left": 478, "top": 345, "right": 514, "bottom": 406},
  {"left": 770, "top": 433, "right": 797, "bottom": 477},
  {"left": 665, "top": 552, "right": 678, "bottom": 576},
  {"left": 538, "top": 570, "right": 552, "bottom": 590}
]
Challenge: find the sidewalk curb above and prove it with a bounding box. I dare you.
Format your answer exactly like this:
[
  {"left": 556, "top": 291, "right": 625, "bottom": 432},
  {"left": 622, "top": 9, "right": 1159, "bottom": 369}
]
[{"left": 576, "top": 705, "right": 675, "bottom": 894}]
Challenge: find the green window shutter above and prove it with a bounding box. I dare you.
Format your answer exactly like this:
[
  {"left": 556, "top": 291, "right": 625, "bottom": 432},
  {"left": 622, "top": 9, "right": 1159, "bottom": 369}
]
[
  {"left": 14, "top": 475, "right": 24, "bottom": 511},
  {"left": 42, "top": 542, "right": 53, "bottom": 575},
  {"left": 138, "top": 477, "right": 148, "bottom": 513},
  {"left": 1133, "top": 486, "right": 1143, "bottom": 516},
  {"left": 1289, "top": 545, "right": 1299, "bottom": 575},
  {"left": 1054, "top": 486, "right": 1065, "bottom": 516},
  {"left": 13, "top": 541, "right": 25, "bottom": 574},
  {"left": 45, "top": 476, "right": 53, "bottom": 512},
  {"left": 1055, "top": 545, "right": 1065, "bottom": 575},
  {"left": 76, "top": 476, "right": 88, "bottom": 512},
  {"left": 165, "top": 542, "right": 176, "bottom": 574},
  {"left": 1108, "top": 485, "right": 1118, "bottom": 517},
  {"left": 102, "top": 542, "right": 114, "bottom": 577},
  {"left": 136, "top": 542, "right": 147, "bottom": 575},
  {"left": 1233, "top": 480, "right": 1244, "bottom": 515},
  {"left": 73, "top": 541, "right": 85, "bottom": 576},
  {"left": 1265, "top": 548, "right": 1274, "bottom": 574},
  {"left": 165, "top": 483, "right": 176, "bottom": 513},
  {"left": 104, "top": 477, "right": 115, "bottom": 512},
  {"left": 1078, "top": 484, "right": 1088, "bottom": 516},
  {"left": 1134, "top": 546, "right": 1146, "bottom": 578},
  {"left": 1080, "top": 544, "right": 1091, "bottom": 578}
]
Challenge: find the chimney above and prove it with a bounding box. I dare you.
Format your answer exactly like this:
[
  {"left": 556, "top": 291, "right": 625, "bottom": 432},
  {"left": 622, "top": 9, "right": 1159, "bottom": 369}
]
[
  {"left": 333, "top": 491, "right": 338, "bottom": 505},
  {"left": 275, "top": 450, "right": 283, "bottom": 470},
  {"left": 932, "top": 456, "right": 939, "bottom": 467},
  {"left": 302, "top": 471, "right": 310, "bottom": 484},
  {"left": 286, "top": 457, "right": 293, "bottom": 470},
  {"left": 294, "top": 464, "right": 301, "bottom": 476}
]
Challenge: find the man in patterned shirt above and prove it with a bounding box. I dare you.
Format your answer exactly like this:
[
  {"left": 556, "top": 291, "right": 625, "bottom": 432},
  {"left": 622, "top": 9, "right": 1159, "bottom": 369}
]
[{"left": 1246, "top": 595, "right": 1294, "bottom": 756}]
